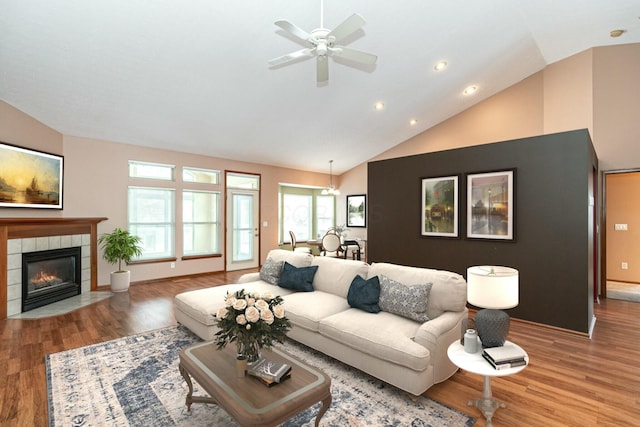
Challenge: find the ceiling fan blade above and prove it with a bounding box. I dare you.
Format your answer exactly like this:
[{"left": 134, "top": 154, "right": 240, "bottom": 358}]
[
  {"left": 275, "top": 20, "right": 312, "bottom": 42},
  {"left": 327, "top": 13, "right": 366, "bottom": 42},
  {"left": 317, "top": 56, "right": 329, "bottom": 83},
  {"left": 268, "top": 48, "right": 314, "bottom": 66},
  {"left": 331, "top": 46, "right": 377, "bottom": 65}
]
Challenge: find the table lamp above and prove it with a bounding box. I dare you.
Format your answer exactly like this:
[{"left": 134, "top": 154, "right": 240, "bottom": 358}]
[{"left": 466, "top": 266, "right": 519, "bottom": 348}]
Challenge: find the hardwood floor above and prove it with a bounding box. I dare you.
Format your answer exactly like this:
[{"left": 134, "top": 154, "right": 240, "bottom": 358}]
[{"left": 1, "top": 270, "right": 638, "bottom": 426}]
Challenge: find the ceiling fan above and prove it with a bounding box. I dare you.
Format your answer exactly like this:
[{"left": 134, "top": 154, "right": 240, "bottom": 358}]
[{"left": 268, "top": 0, "right": 377, "bottom": 83}]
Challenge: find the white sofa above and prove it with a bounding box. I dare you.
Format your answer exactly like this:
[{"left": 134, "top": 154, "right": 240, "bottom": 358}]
[{"left": 174, "top": 249, "right": 468, "bottom": 396}]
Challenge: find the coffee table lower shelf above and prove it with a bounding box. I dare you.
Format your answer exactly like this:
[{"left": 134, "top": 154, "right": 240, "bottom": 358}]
[{"left": 179, "top": 341, "right": 332, "bottom": 426}]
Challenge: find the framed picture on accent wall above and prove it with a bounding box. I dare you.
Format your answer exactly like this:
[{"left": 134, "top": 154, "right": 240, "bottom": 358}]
[
  {"left": 466, "top": 169, "right": 515, "bottom": 240},
  {"left": 421, "top": 175, "right": 458, "bottom": 237},
  {"left": 346, "top": 194, "right": 366, "bottom": 227},
  {"left": 0, "top": 141, "right": 64, "bottom": 209}
]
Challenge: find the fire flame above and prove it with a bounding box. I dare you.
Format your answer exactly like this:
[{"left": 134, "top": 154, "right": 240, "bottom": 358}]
[{"left": 32, "top": 270, "right": 60, "bottom": 284}]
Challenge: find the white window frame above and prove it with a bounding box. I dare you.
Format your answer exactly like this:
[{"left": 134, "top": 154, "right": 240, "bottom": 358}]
[
  {"left": 279, "top": 185, "right": 336, "bottom": 243},
  {"left": 128, "top": 186, "right": 175, "bottom": 261},
  {"left": 129, "top": 160, "right": 175, "bottom": 181},
  {"left": 182, "top": 166, "right": 220, "bottom": 184},
  {"left": 183, "top": 189, "right": 221, "bottom": 256}
]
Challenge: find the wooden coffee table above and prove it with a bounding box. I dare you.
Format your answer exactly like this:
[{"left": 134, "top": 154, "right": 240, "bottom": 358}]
[{"left": 179, "top": 341, "right": 332, "bottom": 426}]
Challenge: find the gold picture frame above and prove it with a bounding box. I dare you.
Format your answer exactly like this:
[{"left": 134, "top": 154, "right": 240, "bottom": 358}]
[{"left": 0, "top": 142, "right": 63, "bottom": 209}]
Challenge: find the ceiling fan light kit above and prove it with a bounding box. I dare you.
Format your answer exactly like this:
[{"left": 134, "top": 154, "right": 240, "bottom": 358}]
[{"left": 268, "top": 1, "right": 377, "bottom": 83}]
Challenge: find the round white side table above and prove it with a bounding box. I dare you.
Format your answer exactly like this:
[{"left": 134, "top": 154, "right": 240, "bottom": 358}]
[{"left": 447, "top": 340, "right": 528, "bottom": 427}]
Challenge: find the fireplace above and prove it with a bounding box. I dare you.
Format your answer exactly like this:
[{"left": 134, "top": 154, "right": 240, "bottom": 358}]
[{"left": 22, "top": 247, "right": 82, "bottom": 312}]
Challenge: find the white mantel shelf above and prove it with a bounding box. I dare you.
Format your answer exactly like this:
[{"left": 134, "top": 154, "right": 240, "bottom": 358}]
[{"left": 0, "top": 217, "right": 107, "bottom": 319}]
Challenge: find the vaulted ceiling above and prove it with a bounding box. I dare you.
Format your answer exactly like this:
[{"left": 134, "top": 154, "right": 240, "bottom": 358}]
[{"left": 1, "top": 1, "right": 638, "bottom": 174}]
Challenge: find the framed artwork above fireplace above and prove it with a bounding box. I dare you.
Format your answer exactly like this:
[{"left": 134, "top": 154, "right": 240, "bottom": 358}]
[{"left": 0, "top": 141, "right": 63, "bottom": 209}]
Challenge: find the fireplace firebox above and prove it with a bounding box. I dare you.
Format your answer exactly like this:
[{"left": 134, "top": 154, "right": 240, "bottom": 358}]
[{"left": 22, "top": 247, "right": 82, "bottom": 312}]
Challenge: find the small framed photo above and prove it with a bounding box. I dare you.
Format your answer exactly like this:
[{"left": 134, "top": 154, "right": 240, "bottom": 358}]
[
  {"left": 466, "top": 169, "right": 515, "bottom": 240},
  {"left": 0, "top": 142, "right": 63, "bottom": 209},
  {"left": 346, "top": 194, "right": 366, "bottom": 227},
  {"left": 421, "top": 175, "right": 458, "bottom": 237}
]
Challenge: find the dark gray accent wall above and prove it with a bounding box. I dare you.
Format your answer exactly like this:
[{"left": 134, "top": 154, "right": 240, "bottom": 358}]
[{"left": 368, "top": 129, "right": 597, "bottom": 333}]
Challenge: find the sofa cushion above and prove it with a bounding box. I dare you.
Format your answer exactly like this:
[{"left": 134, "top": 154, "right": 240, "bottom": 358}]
[
  {"left": 378, "top": 275, "right": 432, "bottom": 322},
  {"left": 259, "top": 258, "right": 283, "bottom": 285},
  {"left": 368, "top": 263, "right": 467, "bottom": 320},
  {"left": 174, "top": 281, "right": 293, "bottom": 327},
  {"left": 347, "top": 275, "right": 381, "bottom": 313},
  {"left": 310, "top": 256, "right": 369, "bottom": 298},
  {"left": 174, "top": 284, "right": 245, "bottom": 326},
  {"left": 283, "top": 291, "right": 350, "bottom": 332},
  {"left": 265, "top": 249, "right": 313, "bottom": 267},
  {"left": 319, "top": 309, "right": 431, "bottom": 371},
  {"left": 278, "top": 262, "right": 318, "bottom": 291}
]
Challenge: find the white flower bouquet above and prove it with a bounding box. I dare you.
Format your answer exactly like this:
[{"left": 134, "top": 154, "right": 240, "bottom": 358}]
[{"left": 214, "top": 289, "right": 291, "bottom": 361}]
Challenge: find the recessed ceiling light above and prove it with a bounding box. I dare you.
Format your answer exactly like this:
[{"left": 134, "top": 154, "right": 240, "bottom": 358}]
[
  {"left": 409, "top": 119, "right": 418, "bottom": 126},
  {"left": 463, "top": 85, "right": 478, "bottom": 96},
  {"left": 434, "top": 61, "right": 448, "bottom": 71},
  {"left": 374, "top": 102, "right": 385, "bottom": 110},
  {"left": 610, "top": 29, "right": 625, "bottom": 38}
]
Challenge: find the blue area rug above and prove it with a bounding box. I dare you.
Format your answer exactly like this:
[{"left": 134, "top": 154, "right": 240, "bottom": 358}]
[{"left": 46, "top": 325, "right": 474, "bottom": 426}]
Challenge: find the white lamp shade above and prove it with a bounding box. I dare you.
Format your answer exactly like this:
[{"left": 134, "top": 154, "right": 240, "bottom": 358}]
[{"left": 467, "top": 266, "right": 519, "bottom": 309}]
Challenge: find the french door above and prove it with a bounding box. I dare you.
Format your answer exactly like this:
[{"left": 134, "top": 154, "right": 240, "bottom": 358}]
[{"left": 225, "top": 173, "right": 260, "bottom": 271}]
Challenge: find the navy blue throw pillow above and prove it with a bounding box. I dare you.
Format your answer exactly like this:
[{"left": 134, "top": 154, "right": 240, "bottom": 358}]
[
  {"left": 347, "top": 275, "right": 381, "bottom": 313},
  {"left": 278, "top": 261, "right": 318, "bottom": 292}
]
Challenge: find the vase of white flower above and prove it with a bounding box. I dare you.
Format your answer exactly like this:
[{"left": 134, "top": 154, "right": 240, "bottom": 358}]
[
  {"left": 236, "top": 336, "right": 261, "bottom": 364},
  {"left": 215, "top": 289, "right": 291, "bottom": 363}
]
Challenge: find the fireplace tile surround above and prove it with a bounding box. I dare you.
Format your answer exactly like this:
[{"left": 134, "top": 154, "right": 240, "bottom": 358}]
[
  {"left": 0, "top": 217, "right": 107, "bottom": 319},
  {"left": 8, "top": 234, "right": 90, "bottom": 316}
]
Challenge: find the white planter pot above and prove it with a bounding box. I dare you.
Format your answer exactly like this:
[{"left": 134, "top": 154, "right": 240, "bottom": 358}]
[{"left": 110, "top": 270, "right": 131, "bottom": 293}]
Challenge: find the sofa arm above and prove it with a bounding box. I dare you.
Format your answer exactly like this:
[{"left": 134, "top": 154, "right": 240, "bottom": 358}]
[
  {"left": 415, "top": 311, "right": 465, "bottom": 351},
  {"left": 414, "top": 309, "right": 468, "bottom": 383},
  {"left": 237, "top": 272, "right": 261, "bottom": 283}
]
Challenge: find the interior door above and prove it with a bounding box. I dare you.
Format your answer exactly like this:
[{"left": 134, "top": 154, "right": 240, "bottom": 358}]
[{"left": 225, "top": 173, "right": 260, "bottom": 271}]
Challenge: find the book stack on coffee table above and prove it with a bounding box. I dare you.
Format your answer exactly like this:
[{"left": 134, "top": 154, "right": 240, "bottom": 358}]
[
  {"left": 482, "top": 342, "right": 527, "bottom": 370},
  {"left": 247, "top": 357, "right": 292, "bottom": 387}
]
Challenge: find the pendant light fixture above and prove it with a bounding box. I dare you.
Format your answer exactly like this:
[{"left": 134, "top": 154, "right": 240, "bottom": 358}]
[{"left": 321, "top": 160, "right": 340, "bottom": 195}]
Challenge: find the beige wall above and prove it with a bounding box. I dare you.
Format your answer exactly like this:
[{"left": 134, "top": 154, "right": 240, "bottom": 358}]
[
  {"left": 371, "top": 71, "right": 545, "bottom": 162},
  {"left": 0, "top": 101, "right": 64, "bottom": 219},
  {"left": 606, "top": 172, "right": 640, "bottom": 283},
  {"left": 542, "top": 49, "right": 593, "bottom": 136},
  {"left": 593, "top": 43, "right": 640, "bottom": 171},
  {"left": 334, "top": 162, "right": 367, "bottom": 241}
]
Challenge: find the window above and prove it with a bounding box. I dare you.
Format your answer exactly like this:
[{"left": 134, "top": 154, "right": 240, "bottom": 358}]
[
  {"left": 227, "top": 173, "right": 260, "bottom": 189},
  {"left": 129, "top": 161, "right": 175, "bottom": 181},
  {"left": 183, "top": 167, "right": 220, "bottom": 184},
  {"left": 128, "top": 187, "right": 175, "bottom": 260},
  {"left": 183, "top": 190, "right": 220, "bottom": 256},
  {"left": 279, "top": 186, "right": 335, "bottom": 242},
  {"left": 282, "top": 193, "right": 313, "bottom": 241},
  {"left": 316, "top": 195, "right": 335, "bottom": 235}
]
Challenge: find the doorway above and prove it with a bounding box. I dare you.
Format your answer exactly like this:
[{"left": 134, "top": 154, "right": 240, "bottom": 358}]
[
  {"left": 603, "top": 169, "right": 640, "bottom": 302},
  {"left": 225, "top": 172, "right": 260, "bottom": 271}
]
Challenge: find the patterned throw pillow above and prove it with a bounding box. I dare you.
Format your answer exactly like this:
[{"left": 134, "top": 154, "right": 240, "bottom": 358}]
[
  {"left": 259, "top": 258, "right": 283, "bottom": 285},
  {"left": 378, "top": 275, "right": 433, "bottom": 322}
]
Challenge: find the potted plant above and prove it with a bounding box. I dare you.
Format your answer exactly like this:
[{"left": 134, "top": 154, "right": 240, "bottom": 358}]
[{"left": 98, "top": 227, "right": 143, "bottom": 292}]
